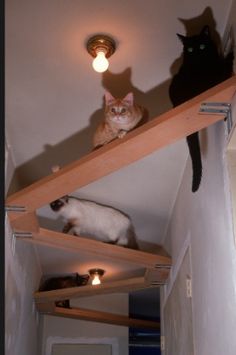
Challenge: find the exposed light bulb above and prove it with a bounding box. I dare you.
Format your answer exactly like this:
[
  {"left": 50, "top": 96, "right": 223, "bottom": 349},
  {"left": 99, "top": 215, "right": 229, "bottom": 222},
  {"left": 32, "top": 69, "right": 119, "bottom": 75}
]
[
  {"left": 89, "top": 268, "right": 105, "bottom": 285},
  {"left": 92, "top": 50, "right": 109, "bottom": 73},
  {"left": 92, "top": 274, "right": 101, "bottom": 285}
]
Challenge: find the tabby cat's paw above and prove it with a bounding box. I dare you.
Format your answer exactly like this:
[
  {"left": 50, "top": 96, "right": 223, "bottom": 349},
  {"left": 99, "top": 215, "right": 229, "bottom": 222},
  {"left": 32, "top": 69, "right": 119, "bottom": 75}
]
[{"left": 118, "top": 130, "right": 127, "bottom": 139}]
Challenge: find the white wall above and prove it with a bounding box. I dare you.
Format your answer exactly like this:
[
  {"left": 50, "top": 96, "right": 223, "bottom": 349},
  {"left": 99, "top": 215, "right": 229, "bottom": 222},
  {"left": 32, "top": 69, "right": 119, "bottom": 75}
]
[
  {"left": 5, "top": 138, "right": 16, "bottom": 194},
  {"left": 40, "top": 294, "right": 128, "bottom": 355},
  {"left": 162, "top": 104, "right": 236, "bottom": 353},
  {"left": 5, "top": 143, "right": 42, "bottom": 355}
]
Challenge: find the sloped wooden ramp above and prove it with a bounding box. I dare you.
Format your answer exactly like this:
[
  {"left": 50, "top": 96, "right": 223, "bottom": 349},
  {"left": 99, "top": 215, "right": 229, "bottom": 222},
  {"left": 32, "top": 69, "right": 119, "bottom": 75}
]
[
  {"left": 35, "top": 268, "right": 164, "bottom": 329},
  {"left": 34, "top": 268, "right": 169, "bottom": 305},
  {"left": 37, "top": 305, "right": 160, "bottom": 330},
  {"left": 6, "top": 76, "right": 236, "bottom": 225},
  {"left": 24, "top": 228, "right": 172, "bottom": 269}
]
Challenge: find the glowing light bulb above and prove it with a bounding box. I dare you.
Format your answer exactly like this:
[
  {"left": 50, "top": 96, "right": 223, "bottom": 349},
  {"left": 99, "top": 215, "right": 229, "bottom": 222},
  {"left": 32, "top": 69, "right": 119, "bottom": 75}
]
[
  {"left": 92, "top": 50, "right": 109, "bottom": 73},
  {"left": 92, "top": 274, "right": 101, "bottom": 285}
]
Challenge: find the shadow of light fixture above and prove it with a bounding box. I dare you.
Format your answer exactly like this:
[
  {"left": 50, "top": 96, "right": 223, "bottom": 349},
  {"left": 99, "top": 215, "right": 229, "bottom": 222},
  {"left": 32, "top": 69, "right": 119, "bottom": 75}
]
[
  {"left": 89, "top": 268, "right": 105, "bottom": 285},
  {"left": 86, "top": 34, "right": 116, "bottom": 73}
]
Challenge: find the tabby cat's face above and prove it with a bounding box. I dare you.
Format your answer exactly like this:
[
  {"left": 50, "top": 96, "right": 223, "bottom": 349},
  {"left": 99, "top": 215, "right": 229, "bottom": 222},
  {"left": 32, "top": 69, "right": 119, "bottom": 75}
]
[{"left": 105, "top": 92, "right": 135, "bottom": 125}]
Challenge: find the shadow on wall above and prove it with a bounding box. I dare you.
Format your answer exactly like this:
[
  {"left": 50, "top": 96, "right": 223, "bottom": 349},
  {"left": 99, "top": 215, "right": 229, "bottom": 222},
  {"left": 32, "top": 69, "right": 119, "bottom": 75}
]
[
  {"left": 170, "top": 6, "right": 222, "bottom": 76},
  {"left": 8, "top": 6, "right": 221, "bottom": 196},
  {"left": 8, "top": 68, "right": 172, "bottom": 194}
]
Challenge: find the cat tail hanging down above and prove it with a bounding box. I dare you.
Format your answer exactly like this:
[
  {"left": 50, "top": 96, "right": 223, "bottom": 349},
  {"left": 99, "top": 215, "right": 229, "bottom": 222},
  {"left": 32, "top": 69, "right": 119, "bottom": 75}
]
[
  {"left": 126, "top": 225, "right": 139, "bottom": 250},
  {"left": 186, "top": 132, "right": 202, "bottom": 192}
]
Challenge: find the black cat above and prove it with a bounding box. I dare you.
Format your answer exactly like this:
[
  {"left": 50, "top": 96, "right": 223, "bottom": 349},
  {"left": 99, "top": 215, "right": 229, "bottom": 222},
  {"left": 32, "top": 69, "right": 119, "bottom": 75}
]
[
  {"left": 38, "top": 273, "right": 89, "bottom": 308},
  {"left": 169, "top": 25, "right": 234, "bottom": 192}
]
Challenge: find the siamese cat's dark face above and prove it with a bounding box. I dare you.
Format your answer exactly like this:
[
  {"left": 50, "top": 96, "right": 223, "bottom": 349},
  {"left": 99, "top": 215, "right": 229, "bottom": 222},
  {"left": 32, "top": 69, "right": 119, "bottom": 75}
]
[{"left": 50, "top": 196, "right": 69, "bottom": 211}]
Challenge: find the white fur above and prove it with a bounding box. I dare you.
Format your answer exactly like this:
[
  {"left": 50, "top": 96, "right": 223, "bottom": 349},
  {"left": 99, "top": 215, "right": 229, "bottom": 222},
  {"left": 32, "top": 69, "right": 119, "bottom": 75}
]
[{"left": 55, "top": 197, "right": 137, "bottom": 247}]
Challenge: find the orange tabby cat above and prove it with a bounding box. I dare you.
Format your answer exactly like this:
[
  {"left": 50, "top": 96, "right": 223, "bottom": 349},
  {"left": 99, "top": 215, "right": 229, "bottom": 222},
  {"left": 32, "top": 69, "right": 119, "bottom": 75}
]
[{"left": 93, "top": 92, "right": 144, "bottom": 149}]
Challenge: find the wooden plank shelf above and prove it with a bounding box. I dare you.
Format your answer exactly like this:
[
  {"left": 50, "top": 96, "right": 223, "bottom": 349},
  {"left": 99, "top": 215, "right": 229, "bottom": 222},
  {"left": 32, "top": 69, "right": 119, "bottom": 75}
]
[
  {"left": 21, "top": 227, "right": 171, "bottom": 269},
  {"left": 29, "top": 232, "right": 171, "bottom": 301},
  {"left": 36, "top": 304, "right": 160, "bottom": 330},
  {"left": 6, "top": 75, "right": 236, "bottom": 225},
  {"left": 34, "top": 267, "right": 169, "bottom": 306},
  {"left": 34, "top": 276, "right": 155, "bottom": 304},
  {"left": 10, "top": 211, "right": 39, "bottom": 233}
]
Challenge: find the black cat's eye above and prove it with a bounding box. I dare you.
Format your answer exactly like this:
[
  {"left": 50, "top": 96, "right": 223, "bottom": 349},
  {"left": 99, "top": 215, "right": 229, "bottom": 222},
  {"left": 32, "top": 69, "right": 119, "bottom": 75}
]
[
  {"left": 199, "top": 44, "right": 205, "bottom": 50},
  {"left": 187, "top": 47, "right": 193, "bottom": 53},
  {"left": 121, "top": 108, "right": 126, "bottom": 114},
  {"left": 111, "top": 108, "right": 116, "bottom": 113}
]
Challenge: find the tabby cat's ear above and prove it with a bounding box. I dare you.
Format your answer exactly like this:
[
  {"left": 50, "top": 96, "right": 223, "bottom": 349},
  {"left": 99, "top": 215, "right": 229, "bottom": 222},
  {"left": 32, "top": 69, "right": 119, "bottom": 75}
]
[
  {"left": 201, "top": 25, "right": 210, "bottom": 36},
  {"left": 105, "top": 91, "right": 115, "bottom": 104},
  {"left": 123, "top": 92, "right": 133, "bottom": 105},
  {"left": 177, "top": 33, "right": 185, "bottom": 43}
]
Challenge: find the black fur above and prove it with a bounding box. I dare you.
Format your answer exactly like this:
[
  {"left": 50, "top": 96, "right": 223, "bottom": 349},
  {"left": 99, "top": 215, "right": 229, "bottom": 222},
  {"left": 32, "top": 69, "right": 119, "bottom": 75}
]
[
  {"left": 50, "top": 196, "right": 68, "bottom": 211},
  {"left": 169, "top": 25, "right": 234, "bottom": 192},
  {"left": 38, "top": 273, "right": 89, "bottom": 308}
]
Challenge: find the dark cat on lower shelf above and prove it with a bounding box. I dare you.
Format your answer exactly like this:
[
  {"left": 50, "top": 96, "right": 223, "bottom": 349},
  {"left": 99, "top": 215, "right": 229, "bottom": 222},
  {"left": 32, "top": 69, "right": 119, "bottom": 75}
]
[
  {"left": 169, "top": 25, "right": 234, "bottom": 192},
  {"left": 38, "top": 273, "right": 89, "bottom": 308}
]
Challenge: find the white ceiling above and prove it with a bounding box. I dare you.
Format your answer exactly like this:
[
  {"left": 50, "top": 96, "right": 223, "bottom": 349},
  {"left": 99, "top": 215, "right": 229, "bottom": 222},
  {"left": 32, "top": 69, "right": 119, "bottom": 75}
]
[{"left": 5, "top": 0, "right": 232, "bottom": 279}]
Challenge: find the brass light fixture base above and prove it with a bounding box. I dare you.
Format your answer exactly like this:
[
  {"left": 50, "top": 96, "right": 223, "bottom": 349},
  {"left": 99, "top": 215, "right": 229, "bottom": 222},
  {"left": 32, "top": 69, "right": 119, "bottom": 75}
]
[
  {"left": 89, "top": 268, "right": 105, "bottom": 277},
  {"left": 87, "top": 35, "right": 116, "bottom": 58}
]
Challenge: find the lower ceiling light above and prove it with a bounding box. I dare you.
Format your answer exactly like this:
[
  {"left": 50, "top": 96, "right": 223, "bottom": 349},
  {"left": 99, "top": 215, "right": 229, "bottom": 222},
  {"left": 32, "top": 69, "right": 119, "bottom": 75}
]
[{"left": 89, "top": 268, "right": 105, "bottom": 285}]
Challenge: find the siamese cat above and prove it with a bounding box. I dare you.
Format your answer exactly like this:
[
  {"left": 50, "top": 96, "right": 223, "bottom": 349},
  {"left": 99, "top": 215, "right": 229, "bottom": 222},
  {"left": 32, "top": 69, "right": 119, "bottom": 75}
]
[{"left": 50, "top": 195, "right": 139, "bottom": 249}]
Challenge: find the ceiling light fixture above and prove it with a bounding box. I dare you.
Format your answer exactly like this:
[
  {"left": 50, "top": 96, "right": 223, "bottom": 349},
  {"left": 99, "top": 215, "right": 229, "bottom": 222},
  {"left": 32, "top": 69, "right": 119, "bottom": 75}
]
[
  {"left": 86, "top": 34, "right": 116, "bottom": 73},
  {"left": 89, "top": 268, "right": 105, "bottom": 285}
]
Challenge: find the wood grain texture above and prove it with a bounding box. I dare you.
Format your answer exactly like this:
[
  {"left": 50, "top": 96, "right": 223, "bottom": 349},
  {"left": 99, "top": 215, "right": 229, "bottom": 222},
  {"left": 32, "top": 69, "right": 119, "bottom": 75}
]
[
  {"left": 21, "top": 227, "right": 172, "bottom": 268},
  {"left": 8, "top": 211, "right": 39, "bottom": 233},
  {"left": 36, "top": 305, "right": 160, "bottom": 330},
  {"left": 34, "top": 276, "right": 155, "bottom": 303},
  {"left": 36, "top": 302, "right": 55, "bottom": 313}
]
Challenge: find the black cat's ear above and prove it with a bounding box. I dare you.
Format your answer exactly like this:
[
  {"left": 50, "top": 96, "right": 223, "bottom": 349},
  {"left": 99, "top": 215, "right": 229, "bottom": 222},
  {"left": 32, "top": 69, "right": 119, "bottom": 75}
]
[
  {"left": 177, "top": 33, "right": 185, "bottom": 43},
  {"left": 201, "top": 25, "right": 210, "bottom": 36}
]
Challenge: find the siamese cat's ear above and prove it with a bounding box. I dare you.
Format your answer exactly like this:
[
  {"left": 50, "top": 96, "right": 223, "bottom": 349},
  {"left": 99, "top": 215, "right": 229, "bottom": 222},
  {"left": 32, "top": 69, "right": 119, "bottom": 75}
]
[
  {"left": 123, "top": 92, "right": 134, "bottom": 105},
  {"left": 62, "top": 195, "right": 69, "bottom": 203},
  {"left": 105, "top": 91, "right": 115, "bottom": 104}
]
